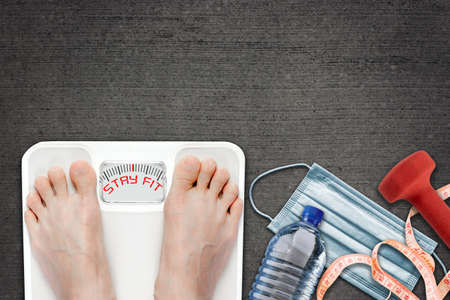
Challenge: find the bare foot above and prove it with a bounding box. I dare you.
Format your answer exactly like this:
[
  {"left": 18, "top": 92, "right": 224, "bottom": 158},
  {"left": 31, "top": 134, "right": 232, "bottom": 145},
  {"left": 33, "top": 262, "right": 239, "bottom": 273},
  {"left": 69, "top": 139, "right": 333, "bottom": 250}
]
[
  {"left": 155, "top": 156, "right": 243, "bottom": 300},
  {"left": 24, "top": 161, "right": 115, "bottom": 300}
]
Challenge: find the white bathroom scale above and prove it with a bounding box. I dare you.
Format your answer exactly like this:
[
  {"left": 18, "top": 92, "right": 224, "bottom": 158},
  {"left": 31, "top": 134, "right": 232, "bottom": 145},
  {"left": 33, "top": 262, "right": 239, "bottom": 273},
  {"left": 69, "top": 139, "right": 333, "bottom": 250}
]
[{"left": 22, "top": 141, "right": 245, "bottom": 300}]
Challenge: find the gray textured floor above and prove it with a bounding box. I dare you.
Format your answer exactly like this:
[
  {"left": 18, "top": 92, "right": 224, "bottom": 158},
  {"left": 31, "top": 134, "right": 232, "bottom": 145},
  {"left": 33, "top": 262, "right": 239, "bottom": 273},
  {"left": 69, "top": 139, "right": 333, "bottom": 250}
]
[{"left": 1, "top": 1, "right": 449, "bottom": 299}]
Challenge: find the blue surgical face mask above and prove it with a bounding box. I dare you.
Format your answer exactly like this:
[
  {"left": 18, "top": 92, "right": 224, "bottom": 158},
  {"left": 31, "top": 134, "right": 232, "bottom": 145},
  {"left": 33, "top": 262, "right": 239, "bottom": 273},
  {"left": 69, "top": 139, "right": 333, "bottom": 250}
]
[{"left": 249, "top": 163, "right": 440, "bottom": 300}]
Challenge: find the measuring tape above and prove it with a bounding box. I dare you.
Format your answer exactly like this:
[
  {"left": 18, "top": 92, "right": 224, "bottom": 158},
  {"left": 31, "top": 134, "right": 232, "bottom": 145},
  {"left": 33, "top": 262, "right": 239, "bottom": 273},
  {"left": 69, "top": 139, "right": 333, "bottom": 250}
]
[{"left": 317, "top": 184, "right": 450, "bottom": 300}]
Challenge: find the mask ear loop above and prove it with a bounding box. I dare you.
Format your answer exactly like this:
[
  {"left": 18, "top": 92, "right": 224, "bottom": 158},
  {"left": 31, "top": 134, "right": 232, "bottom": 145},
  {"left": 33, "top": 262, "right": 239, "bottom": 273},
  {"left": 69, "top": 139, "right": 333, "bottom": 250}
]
[
  {"left": 249, "top": 163, "right": 311, "bottom": 222},
  {"left": 432, "top": 252, "right": 447, "bottom": 274}
]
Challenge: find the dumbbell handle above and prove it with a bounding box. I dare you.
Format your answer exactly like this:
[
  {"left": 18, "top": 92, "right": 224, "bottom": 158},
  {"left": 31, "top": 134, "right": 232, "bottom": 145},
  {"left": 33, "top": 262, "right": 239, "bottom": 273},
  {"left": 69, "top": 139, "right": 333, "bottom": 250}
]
[{"left": 409, "top": 184, "right": 450, "bottom": 248}]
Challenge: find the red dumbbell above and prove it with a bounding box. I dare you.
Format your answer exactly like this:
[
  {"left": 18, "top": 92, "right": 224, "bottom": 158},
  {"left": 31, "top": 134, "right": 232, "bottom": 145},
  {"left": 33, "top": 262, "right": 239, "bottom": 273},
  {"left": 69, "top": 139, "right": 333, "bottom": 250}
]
[{"left": 379, "top": 150, "right": 450, "bottom": 248}]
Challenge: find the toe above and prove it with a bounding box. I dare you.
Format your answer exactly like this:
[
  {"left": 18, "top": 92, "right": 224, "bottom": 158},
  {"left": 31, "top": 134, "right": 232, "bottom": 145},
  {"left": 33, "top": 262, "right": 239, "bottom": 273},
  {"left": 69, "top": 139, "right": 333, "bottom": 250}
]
[
  {"left": 220, "top": 183, "right": 239, "bottom": 210},
  {"left": 24, "top": 209, "right": 39, "bottom": 232},
  {"left": 69, "top": 160, "right": 97, "bottom": 197},
  {"left": 209, "top": 168, "right": 230, "bottom": 195},
  {"left": 197, "top": 159, "right": 217, "bottom": 190},
  {"left": 34, "top": 176, "right": 54, "bottom": 205},
  {"left": 48, "top": 166, "right": 68, "bottom": 198},
  {"left": 171, "top": 156, "right": 201, "bottom": 191},
  {"left": 229, "top": 197, "right": 243, "bottom": 229},
  {"left": 27, "top": 191, "right": 45, "bottom": 217}
]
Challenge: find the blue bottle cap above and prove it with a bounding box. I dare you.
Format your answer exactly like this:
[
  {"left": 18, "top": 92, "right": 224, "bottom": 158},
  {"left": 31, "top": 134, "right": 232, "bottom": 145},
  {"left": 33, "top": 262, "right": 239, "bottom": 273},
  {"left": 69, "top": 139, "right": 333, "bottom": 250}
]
[{"left": 301, "top": 205, "right": 324, "bottom": 227}]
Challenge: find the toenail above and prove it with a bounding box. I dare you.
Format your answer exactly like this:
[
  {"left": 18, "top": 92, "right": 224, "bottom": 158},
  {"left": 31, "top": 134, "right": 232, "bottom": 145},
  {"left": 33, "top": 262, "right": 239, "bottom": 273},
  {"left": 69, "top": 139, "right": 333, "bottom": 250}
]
[
  {"left": 73, "top": 166, "right": 88, "bottom": 175},
  {"left": 49, "top": 166, "right": 63, "bottom": 174},
  {"left": 182, "top": 157, "right": 200, "bottom": 170},
  {"left": 204, "top": 159, "right": 216, "bottom": 170}
]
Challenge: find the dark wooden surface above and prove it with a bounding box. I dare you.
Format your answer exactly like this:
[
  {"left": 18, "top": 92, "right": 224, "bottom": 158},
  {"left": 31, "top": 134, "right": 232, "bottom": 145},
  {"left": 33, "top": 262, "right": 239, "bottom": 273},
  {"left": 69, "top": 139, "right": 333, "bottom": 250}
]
[{"left": 1, "top": 1, "right": 449, "bottom": 299}]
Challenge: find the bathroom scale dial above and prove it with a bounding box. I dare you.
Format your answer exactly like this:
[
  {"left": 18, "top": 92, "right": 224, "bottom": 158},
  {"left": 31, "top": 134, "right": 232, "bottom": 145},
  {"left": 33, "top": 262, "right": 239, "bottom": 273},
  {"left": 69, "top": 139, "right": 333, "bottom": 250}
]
[{"left": 99, "top": 161, "right": 167, "bottom": 203}]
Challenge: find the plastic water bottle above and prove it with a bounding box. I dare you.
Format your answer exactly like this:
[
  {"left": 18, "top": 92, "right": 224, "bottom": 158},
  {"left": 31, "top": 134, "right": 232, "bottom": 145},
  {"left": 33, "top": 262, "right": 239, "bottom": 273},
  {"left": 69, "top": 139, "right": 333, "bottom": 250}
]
[{"left": 249, "top": 206, "right": 326, "bottom": 300}]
